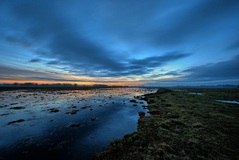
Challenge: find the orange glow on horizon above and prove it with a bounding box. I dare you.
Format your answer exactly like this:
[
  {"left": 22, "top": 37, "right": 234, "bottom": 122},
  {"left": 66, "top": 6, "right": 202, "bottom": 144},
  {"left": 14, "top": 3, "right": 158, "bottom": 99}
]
[{"left": 0, "top": 79, "right": 144, "bottom": 86}]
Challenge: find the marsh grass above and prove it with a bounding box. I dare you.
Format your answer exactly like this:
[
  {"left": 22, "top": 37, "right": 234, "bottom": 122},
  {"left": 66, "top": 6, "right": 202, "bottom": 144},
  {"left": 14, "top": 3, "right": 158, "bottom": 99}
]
[{"left": 96, "top": 88, "right": 239, "bottom": 159}]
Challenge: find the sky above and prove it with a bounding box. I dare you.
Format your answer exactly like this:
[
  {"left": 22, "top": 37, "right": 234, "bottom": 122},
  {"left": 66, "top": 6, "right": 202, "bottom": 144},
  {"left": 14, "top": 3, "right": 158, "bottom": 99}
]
[{"left": 0, "top": 0, "right": 239, "bottom": 86}]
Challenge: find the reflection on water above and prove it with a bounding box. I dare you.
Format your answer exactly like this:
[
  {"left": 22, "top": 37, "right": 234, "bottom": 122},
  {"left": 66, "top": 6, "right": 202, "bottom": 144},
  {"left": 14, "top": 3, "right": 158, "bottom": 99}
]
[
  {"left": 0, "top": 88, "right": 156, "bottom": 160},
  {"left": 216, "top": 100, "right": 239, "bottom": 105},
  {"left": 189, "top": 92, "right": 204, "bottom": 95}
]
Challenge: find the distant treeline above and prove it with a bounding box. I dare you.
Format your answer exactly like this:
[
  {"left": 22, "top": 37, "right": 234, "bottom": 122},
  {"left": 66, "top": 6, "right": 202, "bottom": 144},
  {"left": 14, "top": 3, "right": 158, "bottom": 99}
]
[
  {"left": 0, "top": 83, "right": 129, "bottom": 90},
  {"left": 0, "top": 83, "right": 80, "bottom": 87},
  {"left": 0, "top": 83, "right": 238, "bottom": 89}
]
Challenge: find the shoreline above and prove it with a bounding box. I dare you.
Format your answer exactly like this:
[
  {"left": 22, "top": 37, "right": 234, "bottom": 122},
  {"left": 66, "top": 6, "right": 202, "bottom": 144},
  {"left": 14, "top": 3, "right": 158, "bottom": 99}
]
[{"left": 95, "top": 88, "right": 239, "bottom": 159}]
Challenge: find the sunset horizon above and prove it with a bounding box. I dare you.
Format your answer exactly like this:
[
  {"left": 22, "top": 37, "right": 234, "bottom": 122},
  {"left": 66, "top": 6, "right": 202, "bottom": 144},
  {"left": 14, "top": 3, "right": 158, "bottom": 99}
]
[
  {"left": 1, "top": 1, "right": 239, "bottom": 86},
  {"left": 1, "top": 1, "right": 239, "bottom": 159}
]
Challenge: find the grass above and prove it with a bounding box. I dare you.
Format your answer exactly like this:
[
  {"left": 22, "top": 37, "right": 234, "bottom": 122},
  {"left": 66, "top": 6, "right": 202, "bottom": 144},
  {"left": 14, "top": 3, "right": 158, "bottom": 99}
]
[{"left": 95, "top": 88, "right": 239, "bottom": 160}]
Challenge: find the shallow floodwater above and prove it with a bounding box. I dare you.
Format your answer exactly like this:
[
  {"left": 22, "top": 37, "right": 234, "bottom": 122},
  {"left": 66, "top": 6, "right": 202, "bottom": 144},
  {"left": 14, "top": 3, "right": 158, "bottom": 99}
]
[
  {"left": 216, "top": 100, "right": 239, "bottom": 105},
  {"left": 189, "top": 92, "right": 204, "bottom": 95},
  {"left": 0, "top": 88, "right": 156, "bottom": 160}
]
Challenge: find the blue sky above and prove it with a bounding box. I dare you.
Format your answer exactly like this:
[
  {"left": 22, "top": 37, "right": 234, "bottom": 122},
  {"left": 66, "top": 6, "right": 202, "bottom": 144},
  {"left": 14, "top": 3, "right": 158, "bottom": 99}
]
[{"left": 0, "top": 0, "right": 239, "bottom": 86}]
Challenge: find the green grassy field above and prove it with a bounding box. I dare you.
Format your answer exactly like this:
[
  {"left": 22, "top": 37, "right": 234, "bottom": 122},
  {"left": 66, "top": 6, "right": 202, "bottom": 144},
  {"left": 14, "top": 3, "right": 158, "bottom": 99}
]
[{"left": 96, "top": 88, "right": 239, "bottom": 160}]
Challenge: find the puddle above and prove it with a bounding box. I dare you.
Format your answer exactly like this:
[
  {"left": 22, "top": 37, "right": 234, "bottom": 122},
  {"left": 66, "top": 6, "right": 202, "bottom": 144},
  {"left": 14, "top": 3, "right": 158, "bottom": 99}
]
[
  {"left": 189, "top": 92, "right": 204, "bottom": 95},
  {"left": 216, "top": 100, "right": 239, "bottom": 105}
]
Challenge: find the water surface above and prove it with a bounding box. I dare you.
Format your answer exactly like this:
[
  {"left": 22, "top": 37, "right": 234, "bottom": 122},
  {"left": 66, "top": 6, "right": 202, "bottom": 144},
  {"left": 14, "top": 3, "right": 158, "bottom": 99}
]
[
  {"left": 216, "top": 100, "right": 239, "bottom": 105},
  {"left": 0, "top": 88, "right": 156, "bottom": 159}
]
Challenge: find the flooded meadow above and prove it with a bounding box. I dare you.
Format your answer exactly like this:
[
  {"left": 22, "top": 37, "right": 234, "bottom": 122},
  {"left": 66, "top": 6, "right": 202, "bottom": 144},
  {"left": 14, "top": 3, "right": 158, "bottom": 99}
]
[{"left": 0, "top": 88, "right": 156, "bottom": 160}]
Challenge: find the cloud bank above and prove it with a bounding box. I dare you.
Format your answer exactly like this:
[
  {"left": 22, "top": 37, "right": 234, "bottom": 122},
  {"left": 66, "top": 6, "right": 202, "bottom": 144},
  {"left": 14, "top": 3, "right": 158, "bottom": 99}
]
[{"left": 0, "top": 0, "right": 239, "bottom": 85}]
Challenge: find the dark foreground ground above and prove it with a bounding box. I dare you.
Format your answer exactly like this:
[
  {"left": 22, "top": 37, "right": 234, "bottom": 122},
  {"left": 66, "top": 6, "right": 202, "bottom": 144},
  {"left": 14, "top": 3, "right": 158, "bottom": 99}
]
[{"left": 95, "top": 88, "right": 239, "bottom": 160}]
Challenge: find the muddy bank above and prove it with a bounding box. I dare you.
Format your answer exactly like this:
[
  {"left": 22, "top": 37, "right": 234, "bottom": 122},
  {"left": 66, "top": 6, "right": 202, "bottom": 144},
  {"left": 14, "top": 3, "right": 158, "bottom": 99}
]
[{"left": 95, "top": 88, "right": 239, "bottom": 159}]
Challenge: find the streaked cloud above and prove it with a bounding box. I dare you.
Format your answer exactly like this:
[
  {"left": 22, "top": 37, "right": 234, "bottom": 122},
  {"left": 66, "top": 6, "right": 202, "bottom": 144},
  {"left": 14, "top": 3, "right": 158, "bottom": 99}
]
[
  {"left": 148, "top": 55, "right": 239, "bottom": 86},
  {"left": 183, "top": 55, "right": 239, "bottom": 81},
  {"left": 0, "top": 0, "right": 239, "bottom": 85},
  {"left": 29, "top": 58, "right": 41, "bottom": 63}
]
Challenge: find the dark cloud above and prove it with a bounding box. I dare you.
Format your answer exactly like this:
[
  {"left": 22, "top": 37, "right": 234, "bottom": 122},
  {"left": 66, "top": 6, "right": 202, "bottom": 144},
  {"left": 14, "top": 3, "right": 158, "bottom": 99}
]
[
  {"left": 1, "top": 0, "right": 125, "bottom": 75},
  {"left": 0, "top": 65, "right": 44, "bottom": 80},
  {"left": 68, "top": 52, "right": 191, "bottom": 77},
  {"left": 11, "top": 0, "right": 190, "bottom": 78},
  {"left": 146, "top": 55, "right": 239, "bottom": 86},
  {"left": 29, "top": 58, "right": 41, "bottom": 63},
  {"left": 29, "top": 77, "right": 126, "bottom": 83},
  {"left": 226, "top": 40, "right": 239, "bottom": 50},
  {"left": 149, "top": 70, "right": 181, "bottom": 79},
  {"left": 47, "top": 61, "right": 59, "bottom": 65},
  {"left": 29, "top": 77, "right": 84, "bottom": 82},
  {"left": 0, "top": 65, "right": 61, "bottom": 80},
  {"left": 121, "top": 52, "right": 190, "bottom": 75},
  {"left": 130, "top": 52, "right": 189, "bottom": 67},
  {"left": 5, "top": 35, "right": 32, "bottom": 47},
  {"left": 183, "top": 55, "right": 239, "bottom": 81},
  {"left": 150, "top": 0, "right": 239, "bottom": 47},
  {"left": 100, "top": 1, "right": 191, "bottom": 39},
  {"left": 47, "top": 31, "right": 122, "bottom": 71},
  {"left": 0, "top": 0, "right": 238, "bottom": 85}
]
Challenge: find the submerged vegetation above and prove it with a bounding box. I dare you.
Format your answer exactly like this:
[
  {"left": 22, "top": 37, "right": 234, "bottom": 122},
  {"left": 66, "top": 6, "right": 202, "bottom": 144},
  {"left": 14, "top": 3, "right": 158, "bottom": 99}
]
[{"left": 96, "top": 88, "right": 239, "bottom": 159}]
